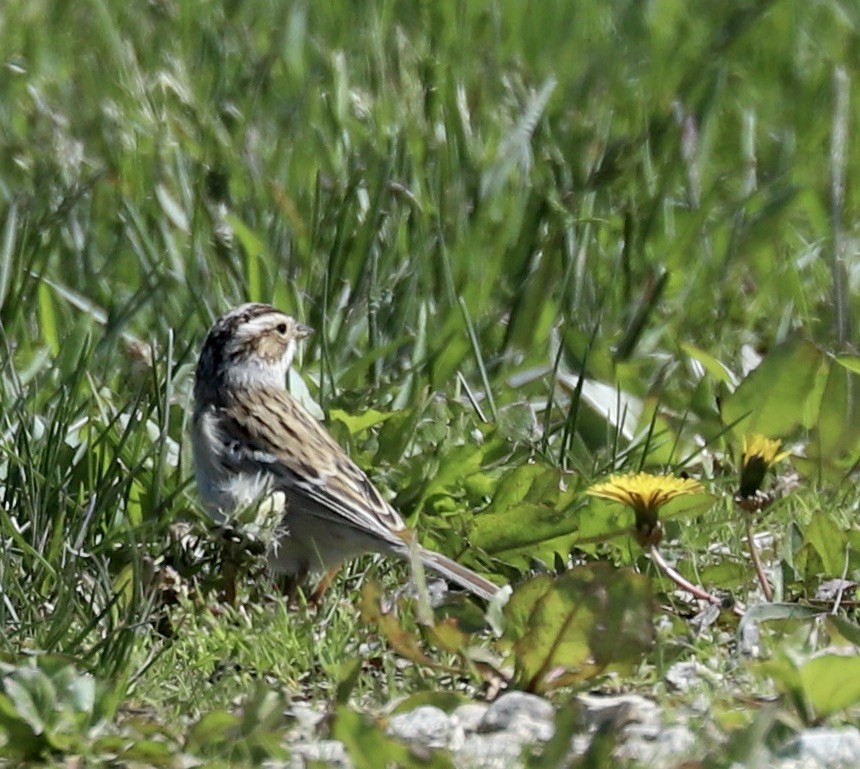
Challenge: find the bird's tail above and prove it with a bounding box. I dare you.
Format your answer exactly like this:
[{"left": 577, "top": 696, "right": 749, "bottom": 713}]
[{"left": 418, "top": 548, "right": 501, "bottom": 601}]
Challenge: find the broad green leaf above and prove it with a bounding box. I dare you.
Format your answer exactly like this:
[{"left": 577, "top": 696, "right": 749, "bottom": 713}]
[
  {"left": 496, "top": 401, "right": 539, "bottom": 443},
  {"left": 760, "top": 651, "right": 807, "bottom": 720},
  {"left": 505, "top": 564, "right": 653, "bottom": 692},
  {"left": 800, "top": 655, "right": 860, "bottom": 716},
  {"left": 3, "top": 668, "right": 54, "bottom": 736},
  {"left": 738, "top": 603, "right": 823, "bottom": 648},
  {"left": 0, "top": 692, "right": 47, "bottom": 759},
  {"left": 490, "top": 463, "right": 564, "bottom": 510},
  {"left": 720, "top": 338, "right": 828, "bottom": 437},
  {"left": 463, "top": 470, "right": 498, "bottom": 501},
  {"left": 53, "top": 667, "right": 96, "bottom": 717},
  {"left": 424, "top": 618, "right": 471, "bottom": 654},
  {"left": 415, "top": 443, "right": 488, "bottom": 512},
  {"left": 681, "top": 342, "right": 739, "bottom": 387},
  {"left": 375, "top": 406, "right": 426, "bottom": 465},
  {"left": 329, "top": 407, "right": 397, "bottom": 435},
  {"left": 0, "top": 657, "right": 116, "bottom": 756},
  {"left": 335, "top": 658, "right": 363, "bottom": 705},
  {"left": 576, "top": 498, "right": 632, "bottom": 548},
  {"left": 836, "top": 354, "right": 860, "bottom": 374},
  {"left": 111, "top": 737, "right": 175, "bottom": 762},
  {"left": 503, "top": 573, "right": 556, "bottom": 642},
  {"left": 184, "top": 686, "right": 289, "bottom": 761},
  {"left": 699, "top": 560, "right": 753, "bottom": 589},
  {"left": 186, "top": 710, "right": 242, "bottom": 753},
  {"left": 806, "top": 358, "right": 860, "bottom": 479},
  {"left": 469, "top": 465, "right": 584, "bottom": 567},
  {"left": 0, "top": 693, "right": 37, "bottom": 736},
  {"left": 238, "top": 687, "right": 289, "bottom": 737},
  {"left": 804, "top": 512, "right": 847, "bottom": 577},
  {"left": 827, "top": 615, "right": 860, "bottom": 648},
  {"left": 714, "top": 707, "right": 781, "bottom": 765}
]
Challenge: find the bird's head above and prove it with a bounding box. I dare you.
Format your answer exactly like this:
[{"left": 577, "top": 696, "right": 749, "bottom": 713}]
[{"left": 195, "top": 303, "right": 313, "bottom": 400}]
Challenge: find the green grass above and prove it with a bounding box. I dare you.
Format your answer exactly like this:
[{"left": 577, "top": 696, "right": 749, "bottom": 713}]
[{"left": 0, "top": 0, "right": 859, "bottom": 765}]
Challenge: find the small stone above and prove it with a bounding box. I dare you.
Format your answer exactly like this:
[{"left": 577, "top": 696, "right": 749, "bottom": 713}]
[
  {"left": 690, "top": 694, "right": 711, "bottom": 715},
  {"left": 665, "top": 660, "right": 708, "bottom": 692},
  {"left": 780, "top": 727, "right": 860, "bottom": 768},
  {"left": 387, "top": 705, "right": 462, "bottom": 750},
  {"left": 288, "top": 702, "right": 327, "bottom": 733},
  {"left": 620, "top": 723, "right": 698, "bottom": 765},
  {"left": 738, "top": 615, "right": 762, "bottom": 657},
  {"left": 575, "top": 693, "right": 661, "bottom": 731},
  {"left": 452, "top": 702, "right": 489, "bottom": 733},
  {"left": 289, "top": 740, "right": 352, "bottom": 769},
  {"left": 457, "top": 732, "right": 534, "bottom": 769},
  {"left": 478, "top": 691, "right": 555, "bottom": 742},
  {"left": 815, "top": 579, "right": 857, "bottom": 602}
]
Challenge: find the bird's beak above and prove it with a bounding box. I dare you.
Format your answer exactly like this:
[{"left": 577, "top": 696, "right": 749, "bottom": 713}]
[{"left": 296, "top": 323, "right": 314, "bottom": 339}]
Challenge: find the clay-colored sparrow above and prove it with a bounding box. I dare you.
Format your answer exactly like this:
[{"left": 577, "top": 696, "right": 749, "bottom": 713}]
[{"left": 191, "top": 303, "right": 500, "bottom": 601}]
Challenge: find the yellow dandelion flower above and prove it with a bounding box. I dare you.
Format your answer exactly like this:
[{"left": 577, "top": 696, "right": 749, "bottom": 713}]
[
  {"left": 742, "top": 434, "right": 789, "bottom": 467},
  {"left": 738, "top": 433, "right": 789, "bottom": 499},
  {"left": 587, "top": 472, "right": 705, "bottom": 547}
]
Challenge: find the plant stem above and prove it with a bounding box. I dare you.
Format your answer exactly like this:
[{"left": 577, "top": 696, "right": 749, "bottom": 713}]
[
  {"left": 649, "top": 546, "right": 744, "bottom": 617},
  {"left": 745, "top": 517, "right": 774, "bottom": 601}
]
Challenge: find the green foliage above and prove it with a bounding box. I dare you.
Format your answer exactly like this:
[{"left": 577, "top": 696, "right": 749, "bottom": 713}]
[
  {"left": 719, "top": 338, "right": 860, "bottom": 482},
  {"left": 764, "top": 649, "right": 860, "bottom": 723},
  {"left": 185, "top": 685, "right": 292, "bottom": 763},
  {"left": 0, "top": 0, "right": 859, "bottom": 764},
  {"left": 503, "top": 566, "right": 654, "bottom": 692},
  {"left": 0, "top": 656, "right": 118, "bottom": 760},
  {"left": 721, "top": 339, "right": 829, "bottom": 439},
  {"left": 469, "top": 464, "right": 585, "bottom": 568}
]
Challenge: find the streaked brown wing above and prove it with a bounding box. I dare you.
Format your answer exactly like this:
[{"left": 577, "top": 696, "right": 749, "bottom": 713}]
[{"left": 210, "top": 389, "right": 407, "bottom": 544}]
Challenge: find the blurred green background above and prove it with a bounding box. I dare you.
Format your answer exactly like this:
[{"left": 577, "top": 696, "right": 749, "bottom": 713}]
[{"left": 0, "top": 0, "right": 859, "bottom": 763}]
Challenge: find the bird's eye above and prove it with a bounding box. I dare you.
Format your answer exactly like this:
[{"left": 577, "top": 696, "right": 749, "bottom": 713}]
[{"left": 276, "top": 323, "right": 288, "bottom": 335}]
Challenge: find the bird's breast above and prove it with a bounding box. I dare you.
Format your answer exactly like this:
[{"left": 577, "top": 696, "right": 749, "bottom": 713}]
[{"left": 191, "top": 407, "right": 273, "bottom": 523}]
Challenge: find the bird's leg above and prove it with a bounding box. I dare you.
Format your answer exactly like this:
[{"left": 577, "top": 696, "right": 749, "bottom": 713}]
[
  {"left": 223, "top": 555, "right": 237, "bottom": 605},
  {"left": 281, "top": 563, "right": 309, "bottom": 608},
  {"left": 218, "top": 524, "right": 242, "bottom": 605},
  {"left": 309, "top": 566, "right": 341, "bottom": 607}
]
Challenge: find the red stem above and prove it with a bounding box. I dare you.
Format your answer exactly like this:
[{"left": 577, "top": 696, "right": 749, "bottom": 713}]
[{"left": 649, "top": 546, "right": 744, "bottom": 617}]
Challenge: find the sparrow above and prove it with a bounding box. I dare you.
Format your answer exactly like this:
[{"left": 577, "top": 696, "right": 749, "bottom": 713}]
[{"left": 191, "top": 303, "right": 500, "bottom": 602}]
